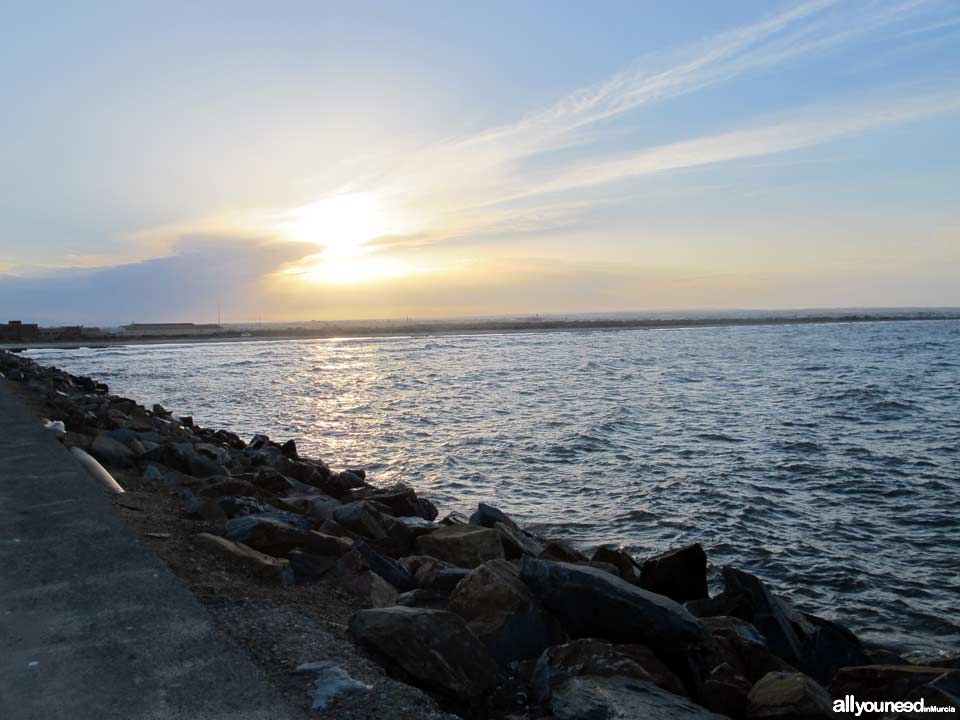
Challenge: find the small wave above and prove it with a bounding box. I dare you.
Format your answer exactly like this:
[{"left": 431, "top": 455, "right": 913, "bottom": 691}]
[{"left": 696, "top": 433, "right": 744, "bottom": 443}]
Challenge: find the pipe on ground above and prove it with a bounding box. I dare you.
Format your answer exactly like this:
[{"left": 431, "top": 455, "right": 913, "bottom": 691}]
[{"left": 70, "top": 446, "right": 125, "bottom": 494}]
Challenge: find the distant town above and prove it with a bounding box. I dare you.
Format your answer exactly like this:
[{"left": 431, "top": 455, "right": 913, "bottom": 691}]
[{"left": 3, "top": 309, "right": 960, "bottom": 349}]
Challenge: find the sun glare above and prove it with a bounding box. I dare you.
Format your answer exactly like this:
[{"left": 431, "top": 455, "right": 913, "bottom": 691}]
[{"left": 286, "top": 192, "right": 389, "bottom": 259}]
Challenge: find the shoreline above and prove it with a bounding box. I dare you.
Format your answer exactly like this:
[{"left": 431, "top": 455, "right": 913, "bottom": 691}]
[
  {"left": 5, "top": 312, "right": 959, "bottom": 351},
  {"left": 1, "top": 349, "right": 957, "bottom": 718}
]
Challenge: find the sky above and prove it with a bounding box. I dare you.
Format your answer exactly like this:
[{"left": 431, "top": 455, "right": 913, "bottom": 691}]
[{"left": 1, "top": 0, "right": 958, "bottom": 325}]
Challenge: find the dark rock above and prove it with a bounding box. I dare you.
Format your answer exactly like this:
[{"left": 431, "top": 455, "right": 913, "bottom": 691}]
[
  {"left": 592, "top": 545, "right": 642, "bottom": 584},
  {"left": 830, "top": 665, "right": 958, "bottom": 703},
  {"left": 276, "top": 493, "right": 340, "bottom": 520},
  {"left": 346, "top": 483, "right": 439, "bottom": 522},
  {"left": 348, "top": 607, "right": 497, "bottom": 699},
  {"left": 223, "top": 513, "right": 349, "bottom": 557},
  {"left": 197, "top": 478, "right": 260, "bottom": 498},
  {"left": 798, "top": 612, "right": 871, "bottom": 684},
  {"left": 722, "top": 566, "right": 806, "bottom": 670},
  {"left": 539, "top": 540, "right": 588, "bottom": 563},
  {"left": 280, "top": 438, "right": 299, "bottom": 460},
  {"left": 703, "top": 616, "right": 792, "bottom": 683},
  {"left": 532, "top": 638, "right": 687, "bottom": 704},
  {"left": 90, "top": 432, "right": 136, "bottom": 467},
  {"left": 320, "top": 470, "right": 369, "bottom": 499},
  {"left": 546, "top": 676, "right": 726, "bottom": 720},
  {"left": 332, "top": 501, "right": 413, "bottom": 556},
  {"left": 194, "top": 532, "right": 292, "bottom": 584},
  {"left": 640, "top": 543, "right": 708, "bottom": 603},
  {"left": 415, "top": 524, "right": 504, "bottom": 568},
  {"left": 496, "top": 522, "right": 545, "bottom": 559},
  {"left": 448, "top": 559, "right": 564, "bottom": 665},
  {"left": 352, "top": 541, "right": 417, "bottom": 592},
  {"left": 747, "top": 671, "right": 833, "bottom": 719},
  {"left": 701, "top": 663, "right": 751, "bottom": 719},
  {"left": 687, "top": 591, "right": 754, "bottom": 621},
  {"left": 902, "top": 672, "right": 960, "bottom": 716},
  {"left": 288, "top": 549, "right": 338, "bottom": 582},
  {"left": 469, "top": 502, "right": 518, "bottom": 530},
  {"left": 334, "top": 549, "right": 399, "bottom": 607},
  {"left": 216, "top": 496, "right": 269, "bottom": 518},
  {"left": 246, "top": 467, "right": 293, "bottom": 495},
  {"left": 519, "top": 558, "right": 707, "bottom": 650},
  {"left": 397, "top": 589, "right": 450, "bottom": 610}
]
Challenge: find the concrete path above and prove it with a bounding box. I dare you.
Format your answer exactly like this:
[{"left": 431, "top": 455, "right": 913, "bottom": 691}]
[{"left": 0, "top": 383, "right": 298, "bottom": 720}]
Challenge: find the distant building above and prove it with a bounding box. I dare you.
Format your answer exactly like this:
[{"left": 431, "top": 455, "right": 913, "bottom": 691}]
[
  {"left": 38, "top": 325, "right": 84, "bottom": 340},
  {"left": 119, "top": 322, "right": 224, "bottom": 337},
  {"left": 0, "top": 320, "right": 40, "bottom": 341}
]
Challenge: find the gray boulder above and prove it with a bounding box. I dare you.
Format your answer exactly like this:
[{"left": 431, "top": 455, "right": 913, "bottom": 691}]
[
  {"left": 90, "top": 432, "right": 137, "bottom": 467},
  {"left": 415, "top": 524, "right": 504, "bottom": 568},
  {"left": 547, "top": 675, "right": 727, "bottom": 720},
  {"left": 519, "top": 558, "right": 707, "bottom": 650},
  {"left": 448, "top": 559, "right": 563, "bottom": 664},
  {"left": 348, "top": 607, "right": 496, "bottom": 699},
  {"left": 747, "top": 671, "right": 834, "bottom": 719}
]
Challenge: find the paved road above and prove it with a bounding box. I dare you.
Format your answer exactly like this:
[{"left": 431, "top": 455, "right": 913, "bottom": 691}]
[{"left": 0, "top": 382, "right": 298, "bottom": 719}]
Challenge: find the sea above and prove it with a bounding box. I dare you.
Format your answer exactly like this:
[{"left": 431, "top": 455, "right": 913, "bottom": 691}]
[{"left": 25, "top": 318, "right": 960, "bottom": 655}]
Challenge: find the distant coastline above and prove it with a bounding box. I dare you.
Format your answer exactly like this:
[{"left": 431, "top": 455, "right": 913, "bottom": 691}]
[{"left": 3, "top": 310, "right": 959, "bottom": 351}]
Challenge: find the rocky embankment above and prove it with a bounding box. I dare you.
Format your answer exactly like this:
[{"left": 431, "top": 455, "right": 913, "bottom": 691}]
[{"left": 1, "top": 349, "right": 957, "bottom": 719}]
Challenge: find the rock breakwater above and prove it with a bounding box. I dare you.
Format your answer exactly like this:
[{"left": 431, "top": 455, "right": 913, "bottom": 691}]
[{"left": 1, "top": 349, "right": 956, "bottom": 719}]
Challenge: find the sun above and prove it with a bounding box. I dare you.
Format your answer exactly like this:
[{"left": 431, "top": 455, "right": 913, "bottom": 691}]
[{"left": 285, "top": 192, "right": 389, "bottom": 259}]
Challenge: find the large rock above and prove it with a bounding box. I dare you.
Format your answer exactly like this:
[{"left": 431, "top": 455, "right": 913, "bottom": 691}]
[
  {"left": 722, "top": 567, "right": 806, "bottom": 670},
  {"left": 194, "top": 532, "right": 292, "bottom": 584},
  {"left": 592, "top": 545, "right": 642, "bottom": 584},
  {"left": 335, "top": 549, "right": 399, "bottom": 607},
  {"left": 703, "top": 616, "right": 792, "bottom": 683},
  {"left": 90, "top": 432, "right": 137, "bottom": 467},
  {"left": 495, "top": 522, "right": 545, "bottom": 559},
  {"left": 399, "top": 555, "right": 471, "bottom": 592},
  {"left": 224, "top": 514, "right": 351, "bottom": 557},
  {"left": 701, "top": 662, "right": 752, "bottom": 719},
  {"left": 346, "top": 483, "right": 438, "bottom": 521},
  {"left": 746, "top": 672, "right": 833, "bottom": 719},
  {"left": 333, "top": 501, "right": 413, "bottom": 556},
  {"left": 532, "top": 638, "right": 687, "bottom": 703},
  {"left": 348, "top": 607, "right": 496, "bottom": 699},
  {"left": 469, "top": 502, "right": 517, "bottom": 529},
  {"left": 830, "top": 665, "right": 958, "bottom": 703},
  {"left": 798, "top": 612, "right": 871, "bottom": 684},
  {"left": 640, "top": 543, "right": 708, "bottom": 603},
  {"left": 546, "top": 675, "right": 727, "bottom": 720},
  {"left": 416, "top": 524, "right": 504, "bottom": 568},
  {"left": 448, "top": 559, "right": 563, "bottom": 664},
  {"left": 519, "top": 558, "right": 707, "bottom": 650}
]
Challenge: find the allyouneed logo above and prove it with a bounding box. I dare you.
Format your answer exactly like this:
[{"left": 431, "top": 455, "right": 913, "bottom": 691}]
[{"left": 834, "top": 695, "right": 957, "bottom": 716}]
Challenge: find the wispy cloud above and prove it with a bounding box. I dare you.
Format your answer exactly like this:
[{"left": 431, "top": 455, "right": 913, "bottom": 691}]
[{"left": 335, "top": 0, "right": 958, "bottom": 248}]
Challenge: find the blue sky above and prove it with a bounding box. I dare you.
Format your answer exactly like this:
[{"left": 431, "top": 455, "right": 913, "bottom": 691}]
[{"left": 1, "top": 0, "right": 958, "bottom": 324}]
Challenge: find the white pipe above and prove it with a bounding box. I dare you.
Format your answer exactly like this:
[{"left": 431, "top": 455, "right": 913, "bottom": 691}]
[{"left": 70, "top": 446, "right": 125, "bottom": 494}]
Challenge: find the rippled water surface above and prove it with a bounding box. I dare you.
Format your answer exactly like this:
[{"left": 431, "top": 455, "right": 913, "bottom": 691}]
[{"left": 28, "top": 320, "right": 960, "bottom": 653}]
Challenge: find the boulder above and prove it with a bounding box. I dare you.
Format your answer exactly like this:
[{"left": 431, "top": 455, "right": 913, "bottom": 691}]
[
  {"left": 90, "top": 432, "right": 136, "bottom": 467},
  {"left": 415, "top": 524, "right": 504, "bottom": 568},
  {"left": 276, "top": 493, "right": 340, "bottom": 520},
  {"left": 901, "top": 672, "right": 960, "bottom": 716},
  {"left": 830, "top": 665, "right": 957, "bottom": 703},
  {"left": 334, "top": 548, "right": 399, "bottom": 607},
  {"left": 546, "top": 675, "right": 727, "bottom": 720},
  {"left": 701, "top": 662, "right": 752, "bottom": 719},
  {"left": 448, "top": 559, "right": 564, "bottom": 665},
  {"left": 496, "top": 522, "right": 545, "bottom": 559},
  {"left": 703, "top": 616, "right": 792, "bottom": 683},
  {"left": 194, "top": 532, "right": 292, "bottom": 584},
  {"left": 722, "top": 567, "right": 806, "bottom": 669},
  {"left": 398, "top": 555, "right": 470, "bottom": 592},
  {"left": 532, "top": 638, "right": 687, "bottom": 703},
  {"left": 397, "top": 589, "right": 450, "bottom": 610},
  {"left": 348, "top": 607, "right": 497, "bottom": 698},
  {"left": 280, "top": 438, "right": 299, "bottom": 460},
  {"left": 352, "top": 541, "right": 417, "bottom": 592},
  {"left": 640, "top": 543, "right": 708, "bottom": 603},
  {"left": 469, "top": 502, "right": 518, "bottom": 530},
  {"left": 519, "top": 558, "right": 707, "bottom": 650},
  {"left": 592, "top": 545, "right": 642, "bottom": 584},
  {"left": 540, "top": 540, "right": 589, "bottom": 563},
  {"left": 224, "top": 514, "right": 351, "bottom": 557},
  {"left": 346, "top": 483, "right": 438, "bottom": 521},
  {"left": 319, "top": 470, "right": 369, "bottom": 499},
  {"left": 746, "top": 672, "right": 833, "bottom": 719},
  {"left": 197, "top": 478, "right": 260, "bottom": 498},
  {"left": 798, "top": 612, "right": 871, "bottom": 684},
  {"left": 288, "top": 549, "right": 338, "bottom": 582}
]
